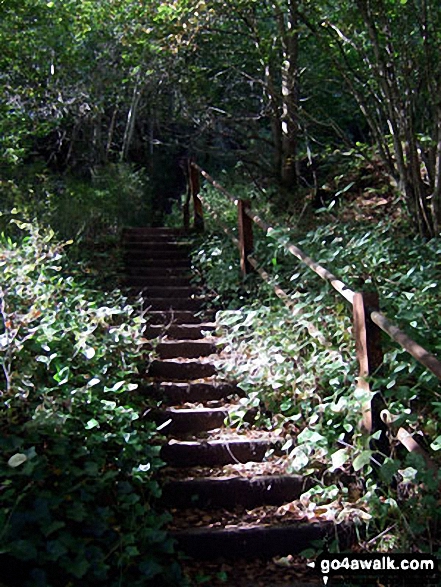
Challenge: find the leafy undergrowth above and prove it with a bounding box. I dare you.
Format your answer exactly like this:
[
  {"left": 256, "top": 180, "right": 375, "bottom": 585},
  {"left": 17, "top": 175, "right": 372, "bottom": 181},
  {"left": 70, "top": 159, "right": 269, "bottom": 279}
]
[
  {"left": 190, "top": 173, "right": 441, "bottom": 555},
  {"left": 0, "top": 214, "right": 180, "bottom": 587}
]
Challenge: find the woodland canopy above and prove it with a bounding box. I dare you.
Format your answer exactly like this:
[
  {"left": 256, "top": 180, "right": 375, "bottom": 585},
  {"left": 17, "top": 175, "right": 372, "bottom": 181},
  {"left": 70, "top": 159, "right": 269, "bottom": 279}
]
[{"left": 2, "top": 0, "right": 441, "bottom": 236}]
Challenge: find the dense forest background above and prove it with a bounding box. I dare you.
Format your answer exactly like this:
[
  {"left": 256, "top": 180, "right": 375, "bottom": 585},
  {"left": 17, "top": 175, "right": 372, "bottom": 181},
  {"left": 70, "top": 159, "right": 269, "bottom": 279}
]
[{"left": 2, "top": 0, "right": 441, "bottom": 236}]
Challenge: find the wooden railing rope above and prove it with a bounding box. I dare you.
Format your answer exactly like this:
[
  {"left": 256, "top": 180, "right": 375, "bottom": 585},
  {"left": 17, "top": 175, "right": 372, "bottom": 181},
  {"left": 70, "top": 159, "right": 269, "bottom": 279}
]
[
  {"left": 198, "top": 191, "right": 329, "bottom": 345},
  {"left": 185, "top": 160, "right": 441, "bottom": 466},
  {"left": 370, "top": 311, "right": 441, "bottom": 381}
]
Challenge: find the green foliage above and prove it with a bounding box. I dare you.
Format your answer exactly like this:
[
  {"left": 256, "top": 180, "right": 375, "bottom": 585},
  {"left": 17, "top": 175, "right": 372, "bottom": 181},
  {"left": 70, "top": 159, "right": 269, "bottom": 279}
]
[
  {"left": 0, "top": 216, "right": 179, "bottom": 586},
  {"left": 0, "top": 163, "right": 154, "bottom": 240},
  {"left": 193, "top": 180, "right": 441, "bottom": 551}
]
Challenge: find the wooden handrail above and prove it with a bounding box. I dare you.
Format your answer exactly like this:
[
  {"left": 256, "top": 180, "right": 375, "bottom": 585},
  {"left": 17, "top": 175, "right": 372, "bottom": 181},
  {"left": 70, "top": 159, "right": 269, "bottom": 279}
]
[
  {"left": 187, "top": 160, "right": 441, "bottom": 382},
  {"left": 185, "top": 160, "right": 441, "bottom": 464},
  {"left": 370, "top": 310, "right": 441, "bottom": 381}
]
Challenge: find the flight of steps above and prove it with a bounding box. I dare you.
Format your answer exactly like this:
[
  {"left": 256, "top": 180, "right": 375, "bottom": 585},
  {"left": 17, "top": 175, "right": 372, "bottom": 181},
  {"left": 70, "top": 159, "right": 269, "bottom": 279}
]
[{"left": 122, "top": 227, "right": 351, "bottom": 583}]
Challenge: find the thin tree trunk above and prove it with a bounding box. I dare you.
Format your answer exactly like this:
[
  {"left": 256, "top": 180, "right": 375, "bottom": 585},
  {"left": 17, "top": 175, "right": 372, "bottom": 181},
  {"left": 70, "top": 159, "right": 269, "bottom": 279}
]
[
  {"left": 264, "top": 64, "right": 283, "bottom": 178},
  {"left": 121, "top": 83, "right": 142, "bottom": 161},
  {"left": 274, "top": 0, "right": 300, "bottom": 189},
  {"left": 106, "top": 105, "right": 119, "bottom": 161}
]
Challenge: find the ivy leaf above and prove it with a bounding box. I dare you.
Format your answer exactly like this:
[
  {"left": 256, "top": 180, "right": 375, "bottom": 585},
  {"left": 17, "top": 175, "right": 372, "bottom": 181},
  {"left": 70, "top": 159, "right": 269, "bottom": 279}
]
[
  {"left": 85, "top": 418, "right": 99, "bottom": 430},
  {"left": 8, "top": 453, "right": 27, "bottom": 468},
  {"left": 43, "top": 520, "right": 66, "bottom": 537},
  {"left": 70, "top": 557, "right": 90, "bottom": 579},
  {"left": 330, "top": 448, "right": 349, "bottom": 471},
  {"left": 139, "top": 559, "right": 163, "bottom": 579},
  {"left": 83, "top": 347, "right": 95, "bottom": 359},
  {"left": 297, "top": 428, "right": 325, "bottom": 444},
  {"left": 430, "top": 436, "right": 441, "bottom": 451},
  {"left": 353, "top": 450, "right": 372, "bottom": 471}
]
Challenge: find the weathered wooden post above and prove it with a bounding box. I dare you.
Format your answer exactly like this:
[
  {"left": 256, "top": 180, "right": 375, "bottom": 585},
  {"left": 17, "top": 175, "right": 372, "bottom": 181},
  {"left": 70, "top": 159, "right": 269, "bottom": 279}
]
[
  {"left": 237, "top": 199, "right": 254, "bottom": 277},
  {"left": 183, "top": 159, "right": 191, "bottom": 231},
  {"left": 189, "top": 161, "right": 204, "bottom": 231},
  {"left": 353, "top": 291, "right": 390, "bottom": 458}
]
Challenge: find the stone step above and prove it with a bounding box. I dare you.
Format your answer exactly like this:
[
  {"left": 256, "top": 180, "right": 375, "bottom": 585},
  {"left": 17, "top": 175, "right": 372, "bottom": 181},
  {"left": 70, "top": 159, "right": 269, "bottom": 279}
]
[
  {"left": 124, "top": 276, "right": 192, "bottom": 288},
  {"left": 143, "top": 297, "right": 204, "bottom": 311},
  {"left": 143, "top": 381, "right": 244, "bottom": 404},
  {"left": 123, "top": 237, "right": 190, "bottom": 247},
  {"left": 124, "top": 266, "right": 192, "bottom": 277},
  {"left": 148, "top": 359, "right": 217, "bottom": 380},
  {"left": 124, "top": 258, "right": 191, "bottom": 269},
  {"left": 155, "top": 340, "right": 218, "bottom": 359},
  {"left": 154, "top": 406, "right": 229, "bottom": 434},
  {"left": 161, "top": 474, "right": 311, "bottom": 509},
  {"left": 170, "top": 521, "right": 341, "bottom": 560},
  {"left": 145, "top": 323, "right": 216, "bottom": 340},
  {"left": 124, "top": 250, "right": 190, "bottom": 261},
  {"left": 142, "top": 286, "right": 199, "bottom": 298},
  {"left": 146, "top": 311, "right": 213, "bottom": 325},
  {"left": 123, "top": 241, "right": 191, "bottom": 251},
  {"left": 160, "top": 438, "right": 274, "bottom": 467},
  {"left": 123, "top": 227, "right": 187, "bottom": 237}
]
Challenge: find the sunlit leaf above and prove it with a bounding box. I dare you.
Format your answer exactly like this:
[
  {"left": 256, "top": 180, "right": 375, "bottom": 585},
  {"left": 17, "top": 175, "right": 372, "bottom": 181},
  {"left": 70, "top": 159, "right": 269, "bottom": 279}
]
[
  {"left": 85, "top": 418, "right": 99, "bottom": 430},
  {"left": 330, "top": 448, "right": 349, "bottom": 471},
  {"left": 353, "top": 450, "right": 372, "bottom": 472},
  {"left": 83, "top": 347, "right": 95, "bottom": 359},
  {"left": 8, "top": 453, "right": 27, "bottom": 468}
]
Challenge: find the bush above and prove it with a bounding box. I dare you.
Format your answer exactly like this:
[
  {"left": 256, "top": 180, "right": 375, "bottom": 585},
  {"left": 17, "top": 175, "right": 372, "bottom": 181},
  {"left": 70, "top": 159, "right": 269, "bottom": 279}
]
[
  {"left": 0, "top": 162, "right": 154, "bottom": 241},
  {"left": 0, "top": 216, "right": 179, "bottom": 586},
  {"left": 192, "top": 181, "right": 441, "bottom": 552}
]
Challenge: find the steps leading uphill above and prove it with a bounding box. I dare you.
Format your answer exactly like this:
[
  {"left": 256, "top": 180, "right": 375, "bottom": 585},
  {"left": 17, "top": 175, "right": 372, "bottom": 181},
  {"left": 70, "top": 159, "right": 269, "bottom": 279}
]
[{"left": 122, "top": 227, "right": 352, "bottom": 585}]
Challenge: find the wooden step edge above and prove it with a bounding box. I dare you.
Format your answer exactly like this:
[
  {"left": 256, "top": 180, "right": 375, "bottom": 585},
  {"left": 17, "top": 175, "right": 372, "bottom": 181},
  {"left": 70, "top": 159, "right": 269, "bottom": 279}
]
[
  {"left": 124, "top": 260, "right": 191, "bottom": 267},
  {"left": 122, "top": 240, "right": 192, "bottom": 247},
  {"left": 127, "top": 287, "right": 201, "bottom": 298},
  {"left": 122, "top": 227, "right": 187, "bottom": 235},
  {"left": 145, "top": 311, "right": 214, "bottom": 325},
  {"left": 170, "top": 520, "right": 353, "bottom": 559},
  {"left": 141, "top": 298, "right": 204, "bottom": 311},
  {"left": 160, "top": 474, "right": 312, "bottom": 509},
  {"left": 123, "top": 278, "right": 193, "bottom": 287},
  {"left": 153, "top": 406, "right": 229, "bottom": 434},
  {"left": 123, "top": 267, "right": 193, "bottom": 276},
  {"left": 140, "top": 380, "right": 244, "bottom": 403},
  {"left": 147, "top": 359, "right": 217, "bottom": 380},
  {"left": 160, "top": 438, "right": 277, "bottom": 467},
  {"left": 145, "top": 323, "right": 216, "bottom": 340},
  {"left": 154, "top": 340, "right": 219, "bottom": 359}
]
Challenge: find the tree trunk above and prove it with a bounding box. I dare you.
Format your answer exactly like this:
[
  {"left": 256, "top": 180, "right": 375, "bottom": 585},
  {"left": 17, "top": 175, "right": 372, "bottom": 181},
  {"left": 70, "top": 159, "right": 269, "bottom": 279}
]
[
  {"left": 278, "top": 0, "right": 300, "bottom": 189},
  {"left": 121, "top": 82, "right": 142, "bottom": 161},
  {"left": 264, "top": 64, "right": 283, "bottom": 178},
  {"left": 320, "top": 0, "right": 441, "bottom": 237}
]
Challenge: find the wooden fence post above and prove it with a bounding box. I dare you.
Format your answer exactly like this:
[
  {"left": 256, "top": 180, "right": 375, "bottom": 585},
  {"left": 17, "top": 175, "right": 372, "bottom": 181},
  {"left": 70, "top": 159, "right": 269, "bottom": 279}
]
[
  {"left": 189, "top": 161, "right": 204, "bottom": 231},
  {"left": 237, "top": 199, "right": 254, "bottom": 277},
  {"left": 353, "top": 291, "right": 390, "bottom": 458},
  {"left": 183, "top": 160, "right": 191, "bottom": 231}
]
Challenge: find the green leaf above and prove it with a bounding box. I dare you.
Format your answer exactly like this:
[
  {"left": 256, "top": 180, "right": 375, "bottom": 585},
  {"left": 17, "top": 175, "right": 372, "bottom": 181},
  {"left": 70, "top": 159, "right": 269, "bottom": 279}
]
[
  {"left": 8, "top": 453, "right": 27, "bottom": 468},
  {"left": 353, "top": 450, "right": 372, "bottom": 472},
  {"left": 430, "top": 435, "right": 441, "bottom": 451},
  {"left": 43, "top": 520, "right": 66, "bottom": 537},
  {"left": 297, "top": 428, "right": 325, "bottom": 444},
  {"left": 70, "top": 557, "right": 90, "bottom": 579},
  {"left": 139, "top": 559, "right": 163, "bottom": 579},
  {"left": 83, "top": 347, "right": 95, "bottom": 359},
  {"left": 330, "top": 448, "right": 349, "bottom": 471},
  {"left": 85, "top": 418, "right": 99, "bottom": 430},
  {"left": 378, "top": 457, "right": 400, "bottom": 484}
]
